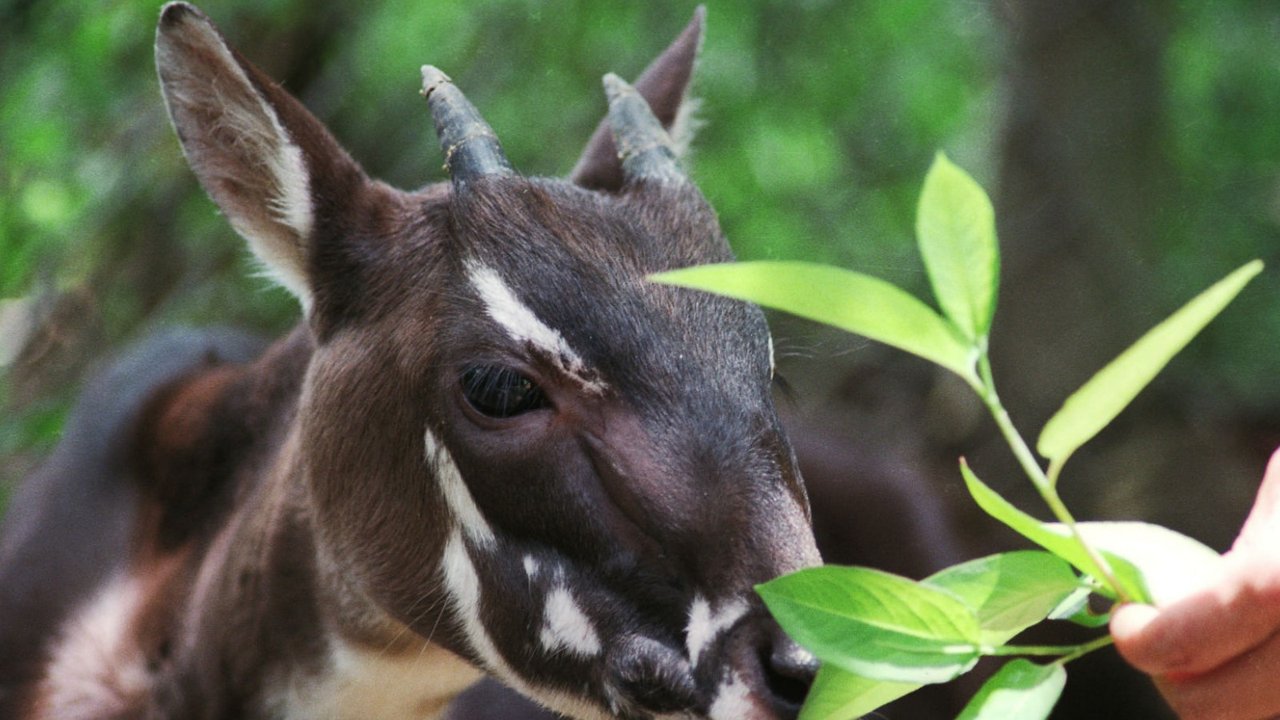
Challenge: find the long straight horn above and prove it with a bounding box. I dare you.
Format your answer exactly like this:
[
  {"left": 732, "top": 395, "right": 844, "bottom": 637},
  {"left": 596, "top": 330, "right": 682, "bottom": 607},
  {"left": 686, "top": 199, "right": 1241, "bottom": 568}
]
[
  {"left": 421, "top": 65, "right": 513, "bottom": 184},
  {"left": 602, "top": 73, "right": 686, "bottom": 185}
]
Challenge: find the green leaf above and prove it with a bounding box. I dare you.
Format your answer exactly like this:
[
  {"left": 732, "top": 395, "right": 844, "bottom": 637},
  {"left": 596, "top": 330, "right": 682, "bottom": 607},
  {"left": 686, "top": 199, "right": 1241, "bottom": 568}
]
[
  {"left": 955, "top": 660, "right": 1066, "bottom": 720},
  {"left": 798, "top": 665, "right": 918, "bottom": 720},
  {"left": 915, "top": 152, "right": 999, "bottom": 340},
  {"left": 1037, "top": 260, "right": 1264, "bottom": 464},
  {"left": 756, "top": 565, "right": 982, "bottom": 684},
  {"left": 651, "top": 261, "right": 977, "bottom": 383},
  {"left": 924, "top": 551, "right": 1082, "bottom": 645},
  {"left": 793, "top": 553, "right": 1081, "bottom": 719},
  {"left": 959, "top": 461, "right": 1150, "bottom": 603},
  {"left": 1065, "top": 522, "right": 1224, "bottom": 606},
  {"left": 794, "top": 552, "right": 1080, "bottom": 718}
]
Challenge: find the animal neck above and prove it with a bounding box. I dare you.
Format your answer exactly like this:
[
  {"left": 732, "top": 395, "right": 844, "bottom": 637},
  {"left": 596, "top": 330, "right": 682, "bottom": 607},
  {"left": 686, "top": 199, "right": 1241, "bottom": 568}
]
[{"left": 118, "top": 326, "right": 479, "bottom": 718}]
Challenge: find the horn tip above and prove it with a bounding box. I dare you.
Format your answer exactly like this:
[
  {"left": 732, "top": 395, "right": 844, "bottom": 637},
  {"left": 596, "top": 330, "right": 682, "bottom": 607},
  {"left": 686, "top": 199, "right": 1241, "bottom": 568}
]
[
  {"left": 421, "top": 65, "right": 451, "bottom": 97},
  {"left": 602, "top": 73, "right": 635, "bottom": 102}
]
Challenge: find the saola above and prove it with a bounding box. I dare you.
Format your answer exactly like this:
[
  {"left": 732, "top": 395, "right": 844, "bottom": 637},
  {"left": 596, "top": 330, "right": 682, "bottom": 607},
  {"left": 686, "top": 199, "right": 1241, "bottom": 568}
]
[{"left": 0, "top": 4, "right": 823, "bottom": 719}]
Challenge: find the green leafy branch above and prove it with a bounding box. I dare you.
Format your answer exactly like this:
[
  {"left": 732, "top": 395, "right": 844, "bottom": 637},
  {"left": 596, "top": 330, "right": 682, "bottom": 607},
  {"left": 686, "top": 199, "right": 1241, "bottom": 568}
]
[{"left": 653, "top": 153, "right": 1261, "bottom": 719}]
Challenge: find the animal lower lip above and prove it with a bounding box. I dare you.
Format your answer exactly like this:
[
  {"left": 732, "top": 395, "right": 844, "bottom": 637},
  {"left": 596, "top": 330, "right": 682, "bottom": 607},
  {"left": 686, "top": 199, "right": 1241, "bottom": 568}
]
[{"left": 608, "top": 634, "right": 703, "bottom": 714}]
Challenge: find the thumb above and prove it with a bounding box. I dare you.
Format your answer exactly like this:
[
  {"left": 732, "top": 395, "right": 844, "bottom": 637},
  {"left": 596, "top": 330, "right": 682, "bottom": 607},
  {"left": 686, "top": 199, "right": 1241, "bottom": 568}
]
[{"left": 1111, "top": 603, "right": 1167, "bottom": 676}]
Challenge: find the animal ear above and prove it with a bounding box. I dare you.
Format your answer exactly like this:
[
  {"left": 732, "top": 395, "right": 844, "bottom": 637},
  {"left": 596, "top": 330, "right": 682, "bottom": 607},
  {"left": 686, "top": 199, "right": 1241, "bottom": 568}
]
[
  {"left": 155, "top": 2, "right": 367, "bottom": 311},
  {"left": 570, "top": 6, "right": 705, "bottom": 192}
]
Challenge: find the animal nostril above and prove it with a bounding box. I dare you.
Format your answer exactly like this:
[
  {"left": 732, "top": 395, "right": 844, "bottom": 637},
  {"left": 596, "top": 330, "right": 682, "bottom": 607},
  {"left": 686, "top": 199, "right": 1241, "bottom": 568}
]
[{"left": 762, "top": 635, "right": 818, "bottom": 711}]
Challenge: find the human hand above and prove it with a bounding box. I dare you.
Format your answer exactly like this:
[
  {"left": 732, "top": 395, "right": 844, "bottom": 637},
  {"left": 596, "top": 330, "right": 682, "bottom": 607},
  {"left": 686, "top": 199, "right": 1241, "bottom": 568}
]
[{"left": 1111, "top": 448, "right": 1280, "bottom": 720}]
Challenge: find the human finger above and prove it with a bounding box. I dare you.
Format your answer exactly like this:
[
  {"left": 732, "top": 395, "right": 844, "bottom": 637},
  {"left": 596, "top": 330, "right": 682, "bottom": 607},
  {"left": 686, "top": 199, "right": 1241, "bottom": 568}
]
[
  {"left": 1149, "top": 626, "right": 1280, "bottom": 720},
  {"left": 1110, "top": 556, "right": 1280, "bottom": 677}
]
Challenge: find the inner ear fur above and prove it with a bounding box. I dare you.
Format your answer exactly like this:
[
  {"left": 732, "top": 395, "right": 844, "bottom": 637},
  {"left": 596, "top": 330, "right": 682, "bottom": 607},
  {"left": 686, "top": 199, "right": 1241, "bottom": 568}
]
[{"left": 155, "top": 2, "right": 368, "bottom": 310}]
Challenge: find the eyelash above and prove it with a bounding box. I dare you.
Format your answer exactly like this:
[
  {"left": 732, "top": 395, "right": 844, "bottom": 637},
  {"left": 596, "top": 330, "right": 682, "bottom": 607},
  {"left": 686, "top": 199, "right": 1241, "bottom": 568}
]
[{"left": 460, "top": 365, "right": 549, "bottom": 418}]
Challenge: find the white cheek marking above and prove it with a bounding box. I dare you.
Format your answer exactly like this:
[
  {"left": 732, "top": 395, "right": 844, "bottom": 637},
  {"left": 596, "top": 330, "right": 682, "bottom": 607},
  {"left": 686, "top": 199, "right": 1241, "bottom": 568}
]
[
  {"left": 708, "top": 671, "right": 756, "bottom": 720},
  {"left": 425, "top": 429, "right": 495, "bottom": 548},
  {"left": 440, "top": 531, "right": 613, "bottom": 720},
  {"left": 539, "top": 585, "right": 602, "bottom": 657},
  {"left": 686, "top": 595, "right": 750, "bottom": 668},
  {"left": 523, "top": 554, "right": 540, "bottom": 579},
  {"left": 466, "top": 263, "right": 607, "bottom": 395},
  {"left": 441, "top": 531, "right": 508, "bottom": 676},
  {"left": 40, "top": 575, "right": 150, "bottom": 717}
]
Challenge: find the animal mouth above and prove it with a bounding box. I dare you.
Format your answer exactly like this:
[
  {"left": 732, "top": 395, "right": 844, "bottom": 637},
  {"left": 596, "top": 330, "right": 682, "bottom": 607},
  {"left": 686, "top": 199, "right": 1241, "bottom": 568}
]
[
  {"left": 607, "top": 634, "right": 702, "bottom": 715},
  {"left": 698, "top": 616, "right": 815, "bottom": 720},
  {"left": 598, "top": 609, "right": 815, "bottom": 720}
]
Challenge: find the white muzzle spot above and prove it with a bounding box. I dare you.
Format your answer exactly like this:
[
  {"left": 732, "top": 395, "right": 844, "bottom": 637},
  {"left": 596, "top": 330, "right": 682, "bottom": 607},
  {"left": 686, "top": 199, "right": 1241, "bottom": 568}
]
[
  {"left": 540, "top": 585, "right": 602, "bottom": 658},
  {"left": 686, "top": 595, "right": 750, "bottom": 669}
]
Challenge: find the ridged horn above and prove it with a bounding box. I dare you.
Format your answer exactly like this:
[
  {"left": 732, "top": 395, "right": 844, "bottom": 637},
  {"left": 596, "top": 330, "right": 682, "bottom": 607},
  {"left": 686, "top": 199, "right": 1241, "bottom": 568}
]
[
  {"left": 421, "top": 65, "right": 513, "bottom": 184},
  {"left": 602, "top": 73, "right": 686, "bottom": 185}
]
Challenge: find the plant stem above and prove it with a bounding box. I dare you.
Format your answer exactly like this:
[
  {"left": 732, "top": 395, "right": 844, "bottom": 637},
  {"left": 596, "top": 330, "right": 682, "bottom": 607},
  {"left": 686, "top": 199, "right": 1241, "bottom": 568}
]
[
  {"left": 1046, "top": 456, "right": 1066, "bottom": 489},
  {"left": 972, "top": 348, "right": 1131, "bottom": 603},
  {"left": 982, "top": 635, "right": 1116, "bottom": 664},
  {"left": 1056, "top": 634, "right": 1116, "bottom": 665}
]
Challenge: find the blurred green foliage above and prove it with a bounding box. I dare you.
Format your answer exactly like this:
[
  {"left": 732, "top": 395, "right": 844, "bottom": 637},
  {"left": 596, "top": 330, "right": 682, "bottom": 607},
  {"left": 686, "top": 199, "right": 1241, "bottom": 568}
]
[{"left": 1, "top": 0, "right": 1277, "bottom": 499}]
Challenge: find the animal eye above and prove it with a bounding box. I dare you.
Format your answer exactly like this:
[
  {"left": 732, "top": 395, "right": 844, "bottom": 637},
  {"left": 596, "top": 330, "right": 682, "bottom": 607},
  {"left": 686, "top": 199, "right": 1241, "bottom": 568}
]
[{"left": 461, "top": 366, "right": 548, "bottom": 418}]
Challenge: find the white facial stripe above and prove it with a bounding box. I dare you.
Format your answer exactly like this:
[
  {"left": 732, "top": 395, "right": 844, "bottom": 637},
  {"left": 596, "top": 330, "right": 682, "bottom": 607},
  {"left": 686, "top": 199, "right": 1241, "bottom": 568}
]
[
  {"left": 425, "top": 429, "right": 495, "bottom": 548},
  {"left": 686, "top": 595, "right": 750, "bottom": 668},
  {"left": 539, "top": 585, "right": 602, "bottom": 658},
  {"left": 708, "top": 671, "right": 755, "bottom": 720},
  {"left": 440, "top": 531, "right": 613, "bottom": 720},
  {"left": 466, "top": 263, "right": 607, "bottom": 395}
]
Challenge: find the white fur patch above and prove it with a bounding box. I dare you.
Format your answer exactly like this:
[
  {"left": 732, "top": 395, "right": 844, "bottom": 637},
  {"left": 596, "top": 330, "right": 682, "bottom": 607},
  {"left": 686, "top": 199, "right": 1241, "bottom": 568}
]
[
  {"left": 425, "top": 429, "right": 495, "bottom": 548},
  {"left": 440, "top": 531, "right": 611, "bottom": 720},
  {"left": 539, "top": 586, "right": 601, "bottom": 657},
  {"left": 686, "top": 595, "right": 749, "bottom": 668},
  {"left": 466, "top": 263, "right": 607, "bottom": 394},
  {"left": 668, "top": 94, "right": 704, "bottom": 162},
  {"left": 273, "top": 636, "right": 480, "bottom": 720},
  {"left": 40, "top": 575, "right": 149, "bottom": 718},
  {"left": 523, "top": 554, "right": 540, "bottom": 579},
  {"left": 440, "top": 531, "right": 506, "bottom": 675},
  {"left": 708, "top": 671, "right": 755, "bottom": 720}
]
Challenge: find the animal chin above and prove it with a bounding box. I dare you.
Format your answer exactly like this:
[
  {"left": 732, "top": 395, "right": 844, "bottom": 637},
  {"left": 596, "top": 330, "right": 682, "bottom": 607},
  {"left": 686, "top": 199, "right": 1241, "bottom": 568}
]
[{"left": 605, "top": 634, "right": 702, "bottom": 716}]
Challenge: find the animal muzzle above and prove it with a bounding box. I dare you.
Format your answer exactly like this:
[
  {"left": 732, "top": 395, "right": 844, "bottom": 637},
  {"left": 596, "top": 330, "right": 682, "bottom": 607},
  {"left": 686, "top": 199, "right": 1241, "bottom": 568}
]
[
  {"left": 596, "top": 597, "right": 816, "bottom": 720},
  {"left": 690, "top": 603, "right": 818, "bottom": 720}
]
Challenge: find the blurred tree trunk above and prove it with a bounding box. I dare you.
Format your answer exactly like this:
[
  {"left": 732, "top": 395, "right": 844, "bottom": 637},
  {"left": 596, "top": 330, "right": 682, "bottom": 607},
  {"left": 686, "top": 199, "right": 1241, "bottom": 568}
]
[
  {"left": 992, "top": 0, "right": 1170, "bottom": 435},
  {"left": 988, "top": 3, "right": 1258, "bottom": 717},
  {"left": 989, "top": 0, "right": 1262, "bottom": 540}
]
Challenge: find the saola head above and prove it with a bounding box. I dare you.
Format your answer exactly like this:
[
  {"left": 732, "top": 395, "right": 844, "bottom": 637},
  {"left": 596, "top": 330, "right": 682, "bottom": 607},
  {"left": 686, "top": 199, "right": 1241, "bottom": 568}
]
[{"left": 155, "top": 4, "right": 821, "bottom": 718}]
